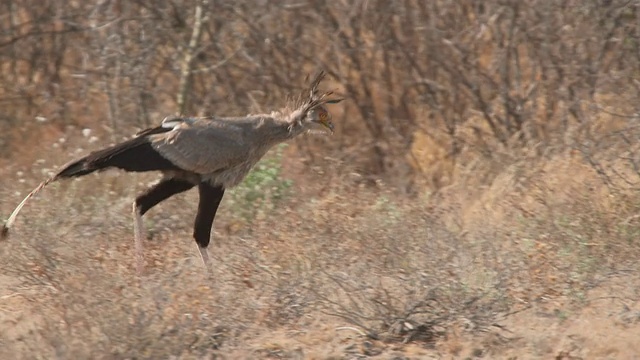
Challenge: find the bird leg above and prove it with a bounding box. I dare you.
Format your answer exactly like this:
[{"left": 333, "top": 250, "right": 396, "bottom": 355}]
[
  {"left": 132, "top": 203, "right": 146, "bottom": 274},
  {"left": 132, "top": 178, "right": 195, "bottom": 273},
  {"left": 197, "top": 245, "right": 212, "bottom": 270},
  {"left": 193, "top": 183, "right": 225, "bottom": 272}
]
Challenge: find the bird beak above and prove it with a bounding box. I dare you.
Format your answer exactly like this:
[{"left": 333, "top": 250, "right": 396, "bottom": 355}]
[
  {"left": 318, "top": 115, "right": 335, "bottom": 134},
  {"left": 324, "top": 121, "right": 335, "bottom": 134}
]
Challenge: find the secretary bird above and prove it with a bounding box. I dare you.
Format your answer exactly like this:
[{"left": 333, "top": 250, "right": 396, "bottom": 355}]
[{"left": 2, "top": 71, "right": 343, "bottom": 273}]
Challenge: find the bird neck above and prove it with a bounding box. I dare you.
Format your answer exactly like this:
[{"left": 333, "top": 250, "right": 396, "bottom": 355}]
[
  {"left": 254, "top": 113, "right": 306, "bottom": 146},
  {"left": 282, "top": 109, "right": 309, "bottom": 138}
]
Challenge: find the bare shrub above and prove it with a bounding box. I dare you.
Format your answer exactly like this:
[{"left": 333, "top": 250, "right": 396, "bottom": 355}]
[
  {"left": 4, "top": 1, "right": 638, "bottom": 188},
  {"left": 2, "top": 1, "right": 640, "bottom": 358}
]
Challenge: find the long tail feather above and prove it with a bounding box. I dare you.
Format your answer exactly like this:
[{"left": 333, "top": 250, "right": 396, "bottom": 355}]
[
  {"left": 56, "top": 136, "right": 175, "bottom": 178},
  {"left": 1, "top": 177, "right": 55, "bottom": 239},
  {"left": 2, "top": 128, "right": 178, "bottom": 239}
]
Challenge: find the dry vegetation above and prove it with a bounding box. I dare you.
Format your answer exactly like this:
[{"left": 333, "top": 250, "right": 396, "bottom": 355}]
[{"left": 2, "top": 1, "right": 640, "bottom": 359}]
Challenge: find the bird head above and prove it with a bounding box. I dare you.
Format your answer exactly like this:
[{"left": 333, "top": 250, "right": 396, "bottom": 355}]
[
  {"left": 290, "top": 71, "right": 343, "bottom": 135},
  {"left": 304, "top": 105, "right": 335, "bottom": 134}
]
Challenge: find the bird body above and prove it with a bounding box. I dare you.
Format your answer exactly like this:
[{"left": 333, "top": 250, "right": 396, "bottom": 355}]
[
  {"left": 2, "top": 71, "right": 342, "bottom": 273},
  {"left": 150, "top": 113, "right": 301, "bottom": 188}
]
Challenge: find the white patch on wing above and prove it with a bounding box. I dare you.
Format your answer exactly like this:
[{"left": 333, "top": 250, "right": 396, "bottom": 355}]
[
  {"left": 161, "top": 116, "right": 187, "bottom": 129},
  {"left": 161, "top": 120, "right": 182, "bottom": 129}
]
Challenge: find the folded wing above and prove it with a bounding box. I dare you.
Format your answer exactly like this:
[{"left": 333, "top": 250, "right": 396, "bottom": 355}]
[{"left": 149, "top": 118, "right": 251, "bottom": 175}]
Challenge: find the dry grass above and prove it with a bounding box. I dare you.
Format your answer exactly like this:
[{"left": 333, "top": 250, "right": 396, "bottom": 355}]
[{"left": 1, "top": 123, "right": 640, "bottom": 359}]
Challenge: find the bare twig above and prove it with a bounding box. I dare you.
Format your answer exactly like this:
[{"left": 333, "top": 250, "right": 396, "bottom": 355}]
[{"left": 176, "top": 0, "right": 209, "bottom": 114}]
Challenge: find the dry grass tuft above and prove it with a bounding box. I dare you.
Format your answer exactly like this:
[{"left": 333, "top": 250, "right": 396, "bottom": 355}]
[{"left": 2, "top": 133, "right": 639, "bottom": 358}]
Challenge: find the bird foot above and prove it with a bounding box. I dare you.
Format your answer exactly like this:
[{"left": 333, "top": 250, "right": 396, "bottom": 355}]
[{"left": 198, "top": 245, "right": 212, "bottom": 274}]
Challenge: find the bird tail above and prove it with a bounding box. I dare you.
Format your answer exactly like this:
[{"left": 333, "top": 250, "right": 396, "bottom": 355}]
[
  {"left": 1, "top": 177, "right": 54, "bottom": 239},
  {"left": 56, "top": 136, "right": 176, "bottom": 178},
  {"left": 2, "top": 133, "right": 177, "bottom": 239}
]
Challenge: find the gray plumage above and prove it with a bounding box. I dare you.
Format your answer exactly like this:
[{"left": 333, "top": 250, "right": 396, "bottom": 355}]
[
  {"left": 152, "top": 113, "right": 308, "bottom": 187},
  {"left": 2, "top": 71, "right": 343, "bottom": 274}
]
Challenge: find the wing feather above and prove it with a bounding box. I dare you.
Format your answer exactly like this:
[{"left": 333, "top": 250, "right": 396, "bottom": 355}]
[{"left": 150, "top": 118, "right": 251, "bottom": 175}]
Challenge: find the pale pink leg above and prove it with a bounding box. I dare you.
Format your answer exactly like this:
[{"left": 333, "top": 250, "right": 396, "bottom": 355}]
[
  {"left": 197, "top": 245, "right": 212, "bottom": 273},
  {"left": 132, "top": 202, "right": 146, "bottom": 274}
]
